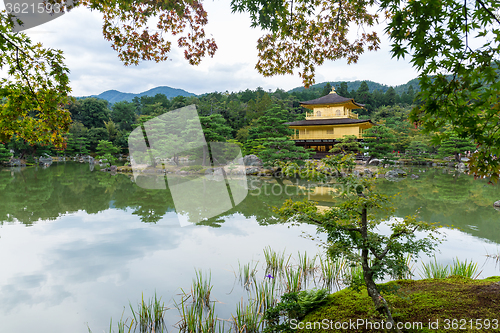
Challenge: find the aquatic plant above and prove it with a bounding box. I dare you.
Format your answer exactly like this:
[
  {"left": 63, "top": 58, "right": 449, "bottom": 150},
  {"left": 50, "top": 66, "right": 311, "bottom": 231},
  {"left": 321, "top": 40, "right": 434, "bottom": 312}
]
[
  {"left": 238, "top": 261, "right": 258, "bottom": 290},
  {"left": 262, "top": 247, "right": 291, "bottom": 278},
  {"left": 450, "top": 258, "right": 480, "bottom": 279},
  {"left": 318, "top": 255, "right": 346, "bottom": 291},
  {"left": 129, "top": 293, "right": 168, "bottom": 333},
  {"left": 420, "top": 257, "right": 449, "bottom": 279}
]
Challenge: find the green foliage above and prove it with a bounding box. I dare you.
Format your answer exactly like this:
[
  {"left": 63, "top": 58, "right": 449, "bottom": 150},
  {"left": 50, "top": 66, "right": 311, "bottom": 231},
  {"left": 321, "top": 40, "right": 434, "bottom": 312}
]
[
  {"left": 362, "top": 125, "right": 397, "bottom": 164},
  {"left": 199, "top": 114, "right": 232, "bottom": 142},
  {"left": 381, "top": 0, "right": 500, "bottom": 180},
  {"left": 180, "top": 165, "right": 205, "bottom": 172},
  {"left": 111, "top": 101, "right": 137, "bottom": 131},
  {"left": 0, "top": 143, "right": 12, "bottom": 164},
  {"left": 259, "top": 137, "right": 314, "bottom": 166},
  {"left": 405, "top": 140, "right": 430, "bottom": 161},
  {"left": 437, "top": 132, "right": 476, "bottom": 162},
  {"left": 0, "top": 13, "right": 72, "bottom": 148},
  {"left": 277, "top": 154, "right": 443, "bottom": 324},
  {"left": 330, "top": 135, "right": 360, "bottom": 155},
  {"left": 263, "top": 290, "right": 328, "bottom": 332},
  {"left": 96, "top": 140, "right": 120, "bottom": 166},
  {"left": 247, "top": 105, "right": 294, "bottom": 141}
]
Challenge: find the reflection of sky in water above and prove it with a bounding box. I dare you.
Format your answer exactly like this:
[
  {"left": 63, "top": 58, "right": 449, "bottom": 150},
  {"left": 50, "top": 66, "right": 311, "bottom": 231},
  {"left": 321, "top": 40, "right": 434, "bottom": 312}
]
[
  {"left": 0, "top": 209, "right": 324, "bottom": 333},
  {"left": 1, "top": 169, "right": 500, "bottom": 332}
]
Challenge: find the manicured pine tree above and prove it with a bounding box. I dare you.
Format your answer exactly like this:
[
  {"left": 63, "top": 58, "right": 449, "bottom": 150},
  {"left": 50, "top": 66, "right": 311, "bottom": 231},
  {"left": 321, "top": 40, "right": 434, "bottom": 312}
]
[{"left": 0, "top": 143, "right": 12, "bottom": 165}]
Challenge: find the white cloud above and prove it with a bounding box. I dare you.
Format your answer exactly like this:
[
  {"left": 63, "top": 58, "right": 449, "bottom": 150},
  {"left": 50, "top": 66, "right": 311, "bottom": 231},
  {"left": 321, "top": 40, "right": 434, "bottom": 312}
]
[{"left": 17, "top": 0, "right": 419, "bottom": 96}]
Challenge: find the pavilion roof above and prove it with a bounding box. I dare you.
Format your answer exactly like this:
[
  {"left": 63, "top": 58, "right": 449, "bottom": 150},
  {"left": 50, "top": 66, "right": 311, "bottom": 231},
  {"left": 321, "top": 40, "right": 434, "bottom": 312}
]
[{"left": 300, "top": 93, "right": 364, "bottom": 109}]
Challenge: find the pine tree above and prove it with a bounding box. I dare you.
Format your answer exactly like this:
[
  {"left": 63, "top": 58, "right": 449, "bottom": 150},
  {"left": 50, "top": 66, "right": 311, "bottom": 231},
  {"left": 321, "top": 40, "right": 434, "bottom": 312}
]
[{"left": 0, "top": 144, "right": 12, "bottom": 165}]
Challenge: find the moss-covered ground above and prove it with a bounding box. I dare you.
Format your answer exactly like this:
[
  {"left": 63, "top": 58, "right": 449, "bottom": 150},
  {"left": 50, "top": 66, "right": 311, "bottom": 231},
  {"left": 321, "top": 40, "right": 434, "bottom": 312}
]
[{"left": 299, "top": 276, "right": 500, "bottom": 332}]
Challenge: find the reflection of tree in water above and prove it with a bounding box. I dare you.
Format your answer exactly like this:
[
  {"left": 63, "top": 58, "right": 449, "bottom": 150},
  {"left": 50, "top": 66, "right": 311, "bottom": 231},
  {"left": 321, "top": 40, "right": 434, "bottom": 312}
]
[
  {"left": 2, "top": 164, "right": 497, "bottom": 243},
  {"left": 375, "top": 168, "right": 500, "bottom": 244}
]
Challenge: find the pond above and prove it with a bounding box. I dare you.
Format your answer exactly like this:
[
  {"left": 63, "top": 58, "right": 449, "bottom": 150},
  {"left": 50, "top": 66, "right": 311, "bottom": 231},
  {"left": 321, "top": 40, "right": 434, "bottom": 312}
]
[{"left": 0, "top": 163, "right": 499, "bottom": 332}]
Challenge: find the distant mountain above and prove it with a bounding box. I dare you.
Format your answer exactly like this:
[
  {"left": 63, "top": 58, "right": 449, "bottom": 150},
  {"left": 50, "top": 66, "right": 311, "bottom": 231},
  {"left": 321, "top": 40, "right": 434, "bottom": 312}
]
[
  {"left": 288, "top": 79, "right": 421, "bottom": 95},
  {"left": 80, "top": 86, "right": 196, "bottom": 104}
]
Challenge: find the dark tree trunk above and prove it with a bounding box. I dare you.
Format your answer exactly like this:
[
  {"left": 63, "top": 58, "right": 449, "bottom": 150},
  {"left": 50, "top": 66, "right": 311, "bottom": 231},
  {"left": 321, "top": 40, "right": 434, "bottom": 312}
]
[{"left": 360, "top": 204, "right": 401, "bottom": 332}]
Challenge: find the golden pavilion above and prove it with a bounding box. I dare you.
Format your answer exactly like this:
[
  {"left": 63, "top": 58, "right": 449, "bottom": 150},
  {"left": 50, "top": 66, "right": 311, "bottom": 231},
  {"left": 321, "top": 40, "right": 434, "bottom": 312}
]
[{"left": 287, "top": 87, "right": 374, "bottom": 156}]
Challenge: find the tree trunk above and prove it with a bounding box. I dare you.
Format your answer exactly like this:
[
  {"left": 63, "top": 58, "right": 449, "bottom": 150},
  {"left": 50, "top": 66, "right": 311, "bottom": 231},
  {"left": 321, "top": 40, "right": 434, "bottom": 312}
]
[{"left": 360, "top": 204, "right": 401, "bottom": 333}]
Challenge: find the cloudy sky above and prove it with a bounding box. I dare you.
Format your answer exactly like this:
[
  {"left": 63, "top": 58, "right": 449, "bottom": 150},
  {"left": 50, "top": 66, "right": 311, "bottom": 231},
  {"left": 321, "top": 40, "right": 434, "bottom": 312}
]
[{"left": 5, "top": 0, "right": 420, "bottom": 96}]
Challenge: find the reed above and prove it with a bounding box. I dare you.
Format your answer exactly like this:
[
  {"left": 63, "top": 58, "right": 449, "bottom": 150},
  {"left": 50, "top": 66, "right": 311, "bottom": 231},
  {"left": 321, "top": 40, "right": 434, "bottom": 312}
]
[
  {"left": 238, "top": 260, "right": 258, "bottom": 290},
  {"left": 283, "top": 267, "right": 303, "bottom": 294},
  {"left": 263, "top": 247, "right": 291, "bottom": 278},
  {"left": 128, "top": 293, "right": 168, "bottom": 333},
  {"left": 253, "top": 278, "right": 277, "bottom": 314},
  {"left": 343, "top": 264, "right": 364, "bottom": 289},
  {"left": 192, "top": 269, "right": 213, "bottom": 309},
  {"left": 297, "top": 251, "right": 317, "bottom": 286},
  {"left": 420, "top": 257, "right": 449, "bottom": 279},
  {"left": 232, "top": 299, "right": 263, "bottom": 333},
  {"left": 450, "top": 258, "right": 480, "bottom": 279},
  {"left": 391, "top": 254, "right": 415, "bottom": 280},
  {"left": 319, "top": 255, "right": 346, "bottom": 291},
  {"left": 176, "top": 288, "right": 225, "bottom": 333},
  {"left": 485, "top": 249, "right": 500, "bottom": 262}
]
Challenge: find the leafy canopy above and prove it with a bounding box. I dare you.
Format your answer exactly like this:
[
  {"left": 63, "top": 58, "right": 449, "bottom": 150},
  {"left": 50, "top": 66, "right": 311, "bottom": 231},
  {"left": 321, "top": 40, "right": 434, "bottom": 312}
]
[{"left": 1, "top": 0, "right": 217, "bottom": 148}]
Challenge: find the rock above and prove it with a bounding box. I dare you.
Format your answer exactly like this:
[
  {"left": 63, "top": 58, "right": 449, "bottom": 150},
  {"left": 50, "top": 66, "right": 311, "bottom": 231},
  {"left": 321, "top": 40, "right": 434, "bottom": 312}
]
[
  {"left": 456, "top": 162, "right": 467, "bottom": 170},
  {"left": 432, "top": 163, "right": 437, "bottom": 167},
  {"left": 243, "top": 155, "right": 263, "bottom": 167},
  {"left": 461, "top": 157, "right": 470, "bottom": 162},
  {"left": 110, "top": 165, "right": 117, "bottom": 172},
  {"left": 363, "top": 169, "right": 373, "bottom": 177},
  {"left": 447, "top": 162, "right": 455, "bottom": 167},
  {"left": 385, "top": 169, "right": 407, "bottom": 178},
  {"left": 366, "top": 158, "right": 382, "bottom": 166},
  {"left": 411, "top": 174, "right": 419, "bottom": 179},
  {"left": 352, "top": 170, "right": 360, "bottom": 177},
  {"left": 245, "top": 167, "right": 261, "bottom": 175},
  {"left": 493, "top": 200, "right": 500, "bottom": 208}
]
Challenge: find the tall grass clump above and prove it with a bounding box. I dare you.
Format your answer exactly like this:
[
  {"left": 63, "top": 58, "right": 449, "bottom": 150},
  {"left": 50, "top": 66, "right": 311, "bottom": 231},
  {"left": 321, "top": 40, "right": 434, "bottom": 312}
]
[
  {"left": 297, "top": 251, "right": 317, "bottom": 286},
  {"left": 390, "top": 254, "right": 415, "bottom": 280},
  {"left": 318, "top": 255, "right": 346, "bottom": 291},
  {"left": 263, "top": 247, "right": 291, "bottom": 278},
  {"left": 238, "top": 260, "right": 258, "bottom": 290},
  {"left": 253, "top": 278, "right": 278, "bottom": 314},
  {"left": 176, "top": 269, "right": 226, "bottom": 333},
  {"left": 192, "top": 269, "right": 213, "bottom": 308},
  {"left": 284, "top": 266, "right": 304, "bottom": 294},
  {"left": 343, "top": 264, "right": 364, "bottom": 290},
  {"left": 450, "top": 258, "right": 480, "bottom": 279},
  {"left": 232, "top": 299, "right": 263, "bottom": 333},
  {"left": 420, "top": 257, "right": 449, "bottom": 279},
  {"left": 128, "top": 293, "right": 168, "bottom": 333}
]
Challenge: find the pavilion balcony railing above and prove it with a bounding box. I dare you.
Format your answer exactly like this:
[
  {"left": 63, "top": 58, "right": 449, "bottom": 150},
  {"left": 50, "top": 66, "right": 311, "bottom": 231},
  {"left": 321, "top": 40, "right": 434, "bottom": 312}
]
[
  {"left": 290, "top": 133, "right": 363, "bottom": 140},
  {"left": 304, "top": 112, "right": 359, "bottom": 119}
]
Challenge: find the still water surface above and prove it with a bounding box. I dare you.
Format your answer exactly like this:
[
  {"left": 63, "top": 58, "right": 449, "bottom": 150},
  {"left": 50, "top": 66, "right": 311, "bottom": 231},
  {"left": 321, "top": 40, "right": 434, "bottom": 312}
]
[{"left": 0, "top": 163, "right": 499, "bottom": 332}]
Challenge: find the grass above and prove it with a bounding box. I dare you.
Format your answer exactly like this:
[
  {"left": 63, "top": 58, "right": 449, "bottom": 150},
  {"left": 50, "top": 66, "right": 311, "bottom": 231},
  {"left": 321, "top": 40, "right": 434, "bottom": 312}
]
[
  {"left": 301, "top": 276, "right": 500, "bottom": 332},
  {"left": 98, "top": 251, "right": 488, "bottom": 333},
  {"left": 232, "top": 299, "right": 263, "bottom": 333},
  {"left": 318, "top": 255, "right": 346, "bottom": 291},
  {"left": 420, "top": 257, "right": 480, "bottom": 279},
  {"left": 88, "top": 293, "right": 168, "bottom": 333},
  {"left": 450, "top": 258, "right": 480, "bottom": 279},
  {"left": 129, "top": 293, "right": 168, "bottom": 333},
  {"left": 238, "top": 261, "right": 258, "bottom": 290},
  {"left": 263, "top": 246, "right": 291, "bottom": 278},
  {"left": 297, "top": 251, "right": 317, "bottom": 288},
  {"left": 420, "top": 256, "right": 449, "bottom": 279}
]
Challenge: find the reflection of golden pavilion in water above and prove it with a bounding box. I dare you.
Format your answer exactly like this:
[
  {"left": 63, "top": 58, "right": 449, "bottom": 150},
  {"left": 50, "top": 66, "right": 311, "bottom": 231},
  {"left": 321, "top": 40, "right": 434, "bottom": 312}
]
[{"left": 286, "top": 87, "right": 374, "bottom": 157}]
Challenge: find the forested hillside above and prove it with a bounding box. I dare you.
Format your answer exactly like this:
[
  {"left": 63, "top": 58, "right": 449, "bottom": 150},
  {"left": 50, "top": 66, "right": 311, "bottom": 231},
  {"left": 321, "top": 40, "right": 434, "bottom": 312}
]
[{"left": 1, "top": 80, "right": 473, "bottom": 166}]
